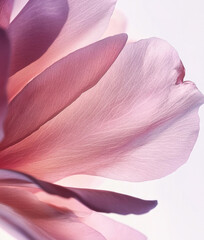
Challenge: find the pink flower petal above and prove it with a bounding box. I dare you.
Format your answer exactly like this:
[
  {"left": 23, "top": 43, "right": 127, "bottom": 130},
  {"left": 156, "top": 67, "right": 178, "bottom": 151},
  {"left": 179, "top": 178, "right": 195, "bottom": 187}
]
[
  {"left": 102, "top": 10, "right": 127, "bottom": 38},
  {"left": 8, "top": 0, "right": 117, "bottom": 100},
  {"left": 83, "top": 212, "right": 147, "bottom": 240},
  {"left": 1, "top": 38, "right": 203, "bottom": 182},
  {"left": 0, "top": 187, "right": 106, "bottom": 240},
  {"left": 0, "top": 204, "right": 50, "bottom": 240},
  {"left": 1, "top": 34, "right": 127, "bottom": 150},
  {"left": 0, "top": 169, "right": 157, "bottom": 215},
  {"left": 0, "top": 28, "right": 10, "bottom": 141},
  {"left": 8, "top": 0, "right": 68, "bottom": 76},
  {"left": 0, "top": 0, "right": 14, "bottom": 28}
]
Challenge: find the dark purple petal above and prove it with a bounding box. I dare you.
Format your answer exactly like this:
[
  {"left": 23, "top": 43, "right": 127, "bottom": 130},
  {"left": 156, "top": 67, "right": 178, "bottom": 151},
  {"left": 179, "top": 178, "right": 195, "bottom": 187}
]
[{"left": 8, "top": 0, "right": 69, "bottom": 75}]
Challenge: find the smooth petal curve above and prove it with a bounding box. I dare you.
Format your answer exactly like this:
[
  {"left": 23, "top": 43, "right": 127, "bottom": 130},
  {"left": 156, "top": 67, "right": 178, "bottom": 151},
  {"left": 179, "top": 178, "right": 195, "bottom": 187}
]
[
  {"left": 0, "top": 188, "right": 106, "bottom": 240},
  {"left": 0, "top": 169, "right": 157, "bottom": 215},
  {"left": 83, "top": 212, "right": 147, "bottom": 240},
  {"left": 0, "top": 0, "right": 14, "bottom": 28},
  {"left": 8, "top": 0, "right": 117, "bottom": 100},
  {"left": 1, "top": 38, "right": 203, "bottom": 182},
  {"left": 0, "top": 28, "right": 10, "bottom": 141},
  {"left": 8, "top": 0, "right": 69, "bottom": 75},
  {"left": 0, "top": 34, "right": 127, "bottom": 150}
]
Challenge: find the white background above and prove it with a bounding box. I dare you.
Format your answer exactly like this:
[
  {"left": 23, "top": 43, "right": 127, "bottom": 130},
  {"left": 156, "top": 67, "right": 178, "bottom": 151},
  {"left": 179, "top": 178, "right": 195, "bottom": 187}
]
[{"left": 1, "top": 0, "right": 204, "bottom": 239}]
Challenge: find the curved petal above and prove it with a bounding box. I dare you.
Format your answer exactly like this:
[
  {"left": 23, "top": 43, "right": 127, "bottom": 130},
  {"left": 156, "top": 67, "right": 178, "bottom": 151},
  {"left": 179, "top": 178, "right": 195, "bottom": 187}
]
[
  {"left": 1, "top": 38, "right": 203, "bottom": 182},
  {"left": 0, "top": 188, "right": 106, "bottom": 240},
  {"left": 0, "top": 28, "right": 10, "bottom": 141},
  {"left": 0, "top": 0, "right": 14, "bottom": 28},
  {"left": 8, "top": 0, "right": 68, "bottom": 76},
  {"left": 0, "top": 34, "right": 127, "bottom": 150},
  {"left": 83, "top": 212, "right": 147, "bottom": 240},
  {"left": 8, "top": 0, "right": 117, "bottom": 100},
  {"left": 0, "top": 169, "right": 157, "bottom": 215}
]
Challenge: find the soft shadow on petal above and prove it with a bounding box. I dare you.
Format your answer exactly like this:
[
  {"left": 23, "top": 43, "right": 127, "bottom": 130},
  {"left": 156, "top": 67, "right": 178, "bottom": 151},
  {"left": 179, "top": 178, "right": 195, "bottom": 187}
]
[
  {"left": 1, "top": 34, "right": 127, "bottom": 150},
  {"left": 0, "top": 169, "right": 157, "bottom": 215},
  {"left": 1, "top": 38, "right": 203, "bottom": 182},
  {"left": 8, "top": 0, "right": 69, "bottom": 76},
  {"left": 0, "top": 0, "right": 14, "bottom": 28},
  {"left": 0, "top": 28, "right": 10, "bottom": 141},
  {"left": 0, "top": 204, "right": 50, "bottom": 240},
  {"left": 83, "top": 212, "right": 147, "bottom": 240},
  {"left": 8, "top": 0, "right": 117, "bottom": 100},
  {"left": 0, "top": 188, "right": 106, "bottom": 240}
]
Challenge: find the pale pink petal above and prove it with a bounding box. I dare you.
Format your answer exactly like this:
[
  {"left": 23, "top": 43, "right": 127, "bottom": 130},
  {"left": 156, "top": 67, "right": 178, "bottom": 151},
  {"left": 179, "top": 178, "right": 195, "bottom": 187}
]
[
  {"left": 0, "top": 169, "right": 157, "bottom": 215},
  {"left": 0, "top": 187, "right": 106, "bottom": 240},
  {"left": 1, "top": 34, "right": 127, "bottom": 150},
  {"left": 103, "top": 10, "right": 127, "bottom": 38},
  {"left": 83, "top": 212, "right": 147, "bottom": 240},
  {"left": 1, "top": 38, "right": 203, "bottom": 182},
  {"left": 8, "top": 0, "right": 68, "bottom": 75},
  {"left": 0, "top": 0, "right": 13, "bottom": 28},
  {"left": 0, "top": 28, "right": 10, "bottom": 141},
  {"left": 8, "top": 0, "right": 117, "bottom": 100}
]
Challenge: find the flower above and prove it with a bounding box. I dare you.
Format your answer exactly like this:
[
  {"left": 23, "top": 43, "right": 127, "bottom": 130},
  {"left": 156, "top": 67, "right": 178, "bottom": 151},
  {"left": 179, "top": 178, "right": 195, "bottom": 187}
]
[{"left": 0, "top": 0, "right": 203, "bottom": 239}]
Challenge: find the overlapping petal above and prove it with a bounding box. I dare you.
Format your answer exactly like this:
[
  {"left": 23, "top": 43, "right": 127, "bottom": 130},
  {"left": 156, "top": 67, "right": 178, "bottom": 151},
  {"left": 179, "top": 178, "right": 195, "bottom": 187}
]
[
  {"left": 0, "top": 204, "right": 50, "bottom": 240},
  {"left": 0, "top": 169, "right": 157, "bottom": 215},
  {"left": 8, "top": 0, "right": 69, "bottom": 75},
  {"left": 83, "top": 212, "right": 147, "bottom": 240},
  {"left": 1, "top": 38, "right": 203, "bottom": 182},
  {"left": 1, "top": 34, "right": 127, "bottom": 149},
  {"left": 0, "top": 169, "right": 156, "bottom": 239},
  {"left": 8, "top": 0, "right": 117, "bottom": 100},
  {"left": 0, "top": 189, "right": 106, "bottom": 240},
  {"left": 0, "top": 28, "right": 10, "bottom": 141}
]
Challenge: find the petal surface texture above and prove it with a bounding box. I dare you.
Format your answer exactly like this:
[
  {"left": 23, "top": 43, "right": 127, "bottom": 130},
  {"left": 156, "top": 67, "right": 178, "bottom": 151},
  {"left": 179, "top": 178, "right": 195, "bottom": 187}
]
[
  {"left": 1, "top": 38, "right": 203, "bottom": 182},
  {"left": 1, "top": 34, "right": 127, "bottom": 149},
  {"left": 0, "top": 169, "right": 157, "bottom": 215},
  {"left": 8, "top": 0, "right": 69, "bottom": 75},
  {"left": 8, "top": 0, "right": 117, "bottom": 100},
  {"left": 0, "top": 29, "right": 10, "bottom": 141}
]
